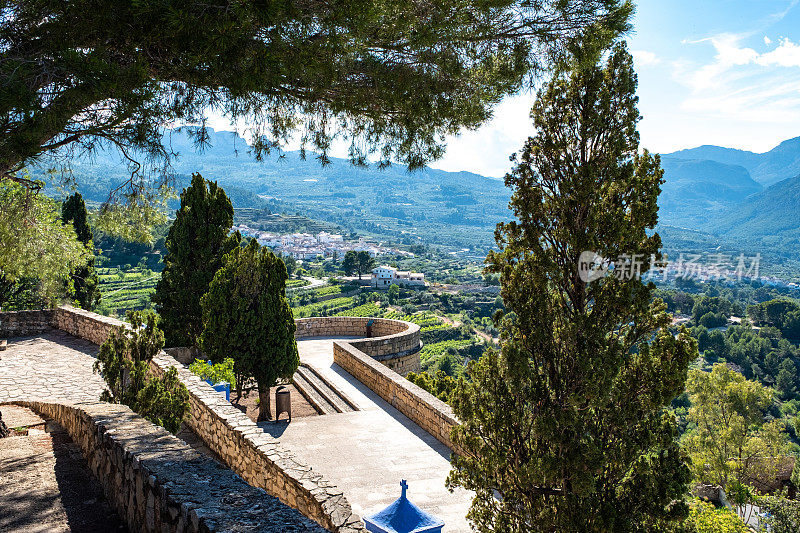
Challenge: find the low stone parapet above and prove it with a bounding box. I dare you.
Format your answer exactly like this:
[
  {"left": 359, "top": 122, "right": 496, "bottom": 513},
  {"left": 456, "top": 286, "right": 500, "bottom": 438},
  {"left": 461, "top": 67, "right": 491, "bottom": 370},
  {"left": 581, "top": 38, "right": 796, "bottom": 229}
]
[
  {"left": 333, "top": 341, "right": 459, "bottom": 453},
  {"left": 0, "top": 309, "right": 54, "bottom": 338},
  {"left": 9, "top": 400, "right": 326, "bottom": 533},
  {"left": 295, "top": 317, "right": 421, "bottom": 375},
  {"left": 29, "top": 305, "right": 364, "bottom": 532},
  {"left": 0, "top": 306, "right": 425, "bottom": 530}
]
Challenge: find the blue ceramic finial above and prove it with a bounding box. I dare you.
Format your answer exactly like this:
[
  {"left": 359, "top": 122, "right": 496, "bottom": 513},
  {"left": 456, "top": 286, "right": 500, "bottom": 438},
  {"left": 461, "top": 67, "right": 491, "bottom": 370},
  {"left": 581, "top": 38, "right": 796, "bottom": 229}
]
[{"left": 363, "top": 479, "right": 444, "bottom": 533}]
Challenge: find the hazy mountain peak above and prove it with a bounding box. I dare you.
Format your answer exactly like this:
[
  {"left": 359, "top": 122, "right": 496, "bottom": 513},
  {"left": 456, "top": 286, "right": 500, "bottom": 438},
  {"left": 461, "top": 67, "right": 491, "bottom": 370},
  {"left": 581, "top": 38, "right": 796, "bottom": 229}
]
[{"left": 663, "top": 135, "right": 800, "bottom": 186}]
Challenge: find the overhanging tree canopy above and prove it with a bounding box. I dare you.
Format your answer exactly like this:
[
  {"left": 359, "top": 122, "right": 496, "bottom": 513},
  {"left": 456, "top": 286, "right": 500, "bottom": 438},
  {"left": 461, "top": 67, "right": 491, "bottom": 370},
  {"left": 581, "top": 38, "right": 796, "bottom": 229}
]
[{"left": 0, "top": 0, "right": 631, "bottom": 197}]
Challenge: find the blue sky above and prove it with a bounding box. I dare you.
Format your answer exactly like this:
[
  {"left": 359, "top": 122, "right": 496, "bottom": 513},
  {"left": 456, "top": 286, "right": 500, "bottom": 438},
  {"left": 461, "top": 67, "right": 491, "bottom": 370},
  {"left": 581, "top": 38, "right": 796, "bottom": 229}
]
[
  {"left": 208, "top": 1, "right": 800, "bottom": 177},
  {"left": 427, "top": 0, "right": 800, "bottom": 176}
]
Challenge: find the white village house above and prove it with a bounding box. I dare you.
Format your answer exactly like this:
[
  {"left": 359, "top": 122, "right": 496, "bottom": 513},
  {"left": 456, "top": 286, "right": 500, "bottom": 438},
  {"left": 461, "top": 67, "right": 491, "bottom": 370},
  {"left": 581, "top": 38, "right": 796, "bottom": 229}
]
[{"left": 371, "top": 265, "right": 426, "bottom": 288}]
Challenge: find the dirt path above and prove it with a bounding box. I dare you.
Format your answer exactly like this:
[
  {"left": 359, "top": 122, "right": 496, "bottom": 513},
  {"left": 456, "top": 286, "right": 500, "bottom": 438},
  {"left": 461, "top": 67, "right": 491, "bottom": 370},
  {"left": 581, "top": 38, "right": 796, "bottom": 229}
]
[{"left": 432, "top": 313, "right": 498, "bottom": 345}]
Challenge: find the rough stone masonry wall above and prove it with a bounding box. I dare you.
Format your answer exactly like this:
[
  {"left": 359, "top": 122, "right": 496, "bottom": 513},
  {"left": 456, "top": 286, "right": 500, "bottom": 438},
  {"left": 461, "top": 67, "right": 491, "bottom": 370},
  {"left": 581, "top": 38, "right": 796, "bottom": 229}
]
[
  {"left": 11, "top": 400, "right": 325, "bottom": 533},
  {"left": 50, "top": 306, "right": 364, "bottom": 532},
  {"left": 295, "top": 317, "right": 421, "bottom": 375},
  {"left": 333, "top": 341, "right": 461, "bottom": 454},
  {"left": 0, "top": 309, "right": 54, "bottom": 338}
]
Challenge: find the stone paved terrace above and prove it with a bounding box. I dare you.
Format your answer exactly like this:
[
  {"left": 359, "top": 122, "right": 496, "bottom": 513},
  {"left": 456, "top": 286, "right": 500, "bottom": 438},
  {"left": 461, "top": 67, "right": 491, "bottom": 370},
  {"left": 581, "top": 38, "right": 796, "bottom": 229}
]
[
  {"left": 0, "top": 405, "right": 128, "bottom": 532},
  {"left": 261, "top": 337, "right": 474, "bottom": 532},
  {"left": 0, "top": 330, "right": 474, "bottom": 532},
  {"left": 0, "top": 331, "right": 107, "bottom": 404}
]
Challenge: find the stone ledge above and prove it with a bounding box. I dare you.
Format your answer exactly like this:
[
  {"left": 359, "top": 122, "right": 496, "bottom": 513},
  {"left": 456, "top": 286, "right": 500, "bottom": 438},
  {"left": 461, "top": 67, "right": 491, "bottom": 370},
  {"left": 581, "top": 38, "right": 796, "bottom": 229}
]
[
  {"left": 333, "top": 341, "right": 460, "bottom": 454},
  {"left": 7, "top": 400, "right": 326, "bottom": 533},
  {"left": 41, "top": 306, "right": 365, "bottom": 532},
  {"left": 295, "top": 317, "right": 421, "bottom": 375},
  {"left": 0, "top": 309, "right": 54, "bottom": 338}
]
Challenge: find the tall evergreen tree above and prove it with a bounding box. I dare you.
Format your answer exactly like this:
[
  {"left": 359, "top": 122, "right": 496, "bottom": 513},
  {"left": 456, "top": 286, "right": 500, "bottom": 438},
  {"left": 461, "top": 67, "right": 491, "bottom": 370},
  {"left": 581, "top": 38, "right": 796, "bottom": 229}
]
[
  {"left": 61, "top": 192, "right": 99, "bottom": 309},
  {"left": 199, "top": 240, "right": 299, "bottom": 421},
  {"left": 153, "top": 174, "right": 239, "bottom": 347},
  {"left": 342, "top": 251, "right": 358, "bottom": 277},
  {"left": 356, "top": 251, "right": 376, "bottom": 280},
  {"left": 447, "top": 42, "right": 697, "bottom": 532}
]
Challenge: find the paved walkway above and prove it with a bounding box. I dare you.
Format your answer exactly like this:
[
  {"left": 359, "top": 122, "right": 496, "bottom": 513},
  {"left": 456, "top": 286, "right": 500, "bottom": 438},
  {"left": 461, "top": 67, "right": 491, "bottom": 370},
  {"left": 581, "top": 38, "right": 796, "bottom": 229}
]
[
  {"left": 0, "top": 331, "right": 474, "bottom": 532},
  {"left": 260, "top": 338, "right": 474, "bottom": 532},
  {"left": 0, "top": 331, "right": 107, "bottom": 404}
]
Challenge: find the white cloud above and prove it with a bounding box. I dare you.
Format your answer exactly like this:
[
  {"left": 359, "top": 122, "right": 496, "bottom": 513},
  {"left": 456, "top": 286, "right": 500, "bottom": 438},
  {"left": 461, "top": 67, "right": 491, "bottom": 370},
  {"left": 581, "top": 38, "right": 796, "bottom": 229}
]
[
  {"left": 429, "top": 94, "right": 536, "bottom": 177},
  {"left": 765, "top": 36, "right": 773, "bottom": 45},
  {"left": 674, "top": 34, "right": 800, "bottom": 125},
  {"left": 758, "top": 38, "right": 800, "bottom": 67},
  {"left": 631, "top": 50, "right": 661, "bottom": 66}
]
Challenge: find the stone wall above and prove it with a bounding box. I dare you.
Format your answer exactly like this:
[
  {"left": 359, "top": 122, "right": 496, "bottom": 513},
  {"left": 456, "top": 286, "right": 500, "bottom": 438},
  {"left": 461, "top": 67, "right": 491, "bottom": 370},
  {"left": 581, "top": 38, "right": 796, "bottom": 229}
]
[
  {"left": 0, "top": 309, "right": 54, "bottom": 338},
  {"left": 295, "top": 317, "right": 421, "bottom": 375},
  {"left": 11, "top": 400, "right": 325, "bottom": 533},
  {"left": 333, "top": 341, "right": 460, "bottom": 453},
  {"left": 48, "top": 306, "right": 364, "bottom": 532},
  {"left": 379, "top": 351, "right": 422, "bottom": 376},
  {"left": 2, "top": 306, "right": 426, "bottom": 529},
  {"left": 164, "top": 346, "right": 201, "bottom": 365}
]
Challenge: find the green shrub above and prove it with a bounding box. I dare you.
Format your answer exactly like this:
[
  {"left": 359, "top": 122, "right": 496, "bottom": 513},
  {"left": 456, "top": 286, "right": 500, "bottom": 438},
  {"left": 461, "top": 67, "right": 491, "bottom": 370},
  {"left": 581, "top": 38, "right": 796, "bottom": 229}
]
[
  {"left": 93, "top": 310, "right": 189, "bottom": 433},
  {"left": 189, "top": 357, "right": 237, "bottom": 388},
  {"left": 685, "top": 500, "right": 748, "bottom": 533},
  {"left": 407, "top": 370, "right": 458, "bottom": 402}
]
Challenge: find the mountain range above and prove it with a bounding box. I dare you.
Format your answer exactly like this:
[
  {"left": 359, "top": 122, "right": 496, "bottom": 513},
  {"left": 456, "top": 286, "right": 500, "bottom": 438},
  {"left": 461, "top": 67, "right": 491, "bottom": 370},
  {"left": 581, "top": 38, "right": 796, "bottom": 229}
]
[
  {"left": 658, "top": 138, "right": 800, "bottom": 255},
  {"left": 665, "top": 137, "right": 800, "bottom": 187},
  {"left": 35, "top": 128, "right": 800, "bottom": 261}
]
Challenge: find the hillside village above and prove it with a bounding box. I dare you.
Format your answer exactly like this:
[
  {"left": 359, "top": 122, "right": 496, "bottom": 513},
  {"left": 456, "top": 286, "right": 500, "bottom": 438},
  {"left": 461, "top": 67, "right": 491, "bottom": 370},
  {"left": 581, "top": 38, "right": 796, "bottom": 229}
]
[{"left": 233, "top": 225, "right": 409, "bottom": 260}]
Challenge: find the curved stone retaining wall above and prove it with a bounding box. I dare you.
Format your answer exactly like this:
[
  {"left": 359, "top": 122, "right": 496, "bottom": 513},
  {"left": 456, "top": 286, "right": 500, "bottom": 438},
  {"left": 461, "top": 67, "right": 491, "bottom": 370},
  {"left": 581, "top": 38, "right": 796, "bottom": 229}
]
[
  {"left": 49, "top": 306, "right": 364, "bottom": 532},
  {"left": 295, "top": 317, "right": 422, "bottom": 375},
  {"left": 8, "top": 400, "right": 325, "bottom": 533},
  {"left": 333, "top": 341, "right": 461, "bottom": 454},
  {"left": 2, "top": 307, "right": 426, "bottom": 529}
]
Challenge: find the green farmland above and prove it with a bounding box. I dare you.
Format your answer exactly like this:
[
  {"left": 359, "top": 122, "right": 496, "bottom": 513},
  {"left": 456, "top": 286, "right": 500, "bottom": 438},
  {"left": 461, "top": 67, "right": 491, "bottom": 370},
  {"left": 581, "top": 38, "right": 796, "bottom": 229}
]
[{"left": 97, "top": 267, "right": 160, "bottom": 317}]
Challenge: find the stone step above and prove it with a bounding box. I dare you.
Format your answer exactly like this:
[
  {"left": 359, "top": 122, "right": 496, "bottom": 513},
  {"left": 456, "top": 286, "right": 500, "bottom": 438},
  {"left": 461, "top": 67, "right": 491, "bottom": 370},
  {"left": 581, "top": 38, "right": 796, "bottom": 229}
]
[
  {"left": 299, "top": 364, "right": 359, "bottom": 412},
  {"left": 296, "top": 366, "right": 354, "bottom": 414},
  {"left": 292, "top": 372, "right": 338, "bottom": 415}
]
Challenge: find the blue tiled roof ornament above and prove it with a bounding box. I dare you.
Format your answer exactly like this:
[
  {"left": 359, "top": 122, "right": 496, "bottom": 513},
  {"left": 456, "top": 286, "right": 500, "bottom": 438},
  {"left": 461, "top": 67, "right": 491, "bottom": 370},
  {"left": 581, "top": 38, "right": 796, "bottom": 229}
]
[{"left": 364, "top": 480, "right": 445, "bottom": 533}]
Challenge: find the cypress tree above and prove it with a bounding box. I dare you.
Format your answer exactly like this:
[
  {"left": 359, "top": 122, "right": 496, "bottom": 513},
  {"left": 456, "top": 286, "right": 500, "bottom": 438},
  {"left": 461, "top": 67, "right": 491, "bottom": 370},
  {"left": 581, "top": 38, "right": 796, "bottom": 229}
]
[
  {"left": 61, "top": 192, "right": 99, "bottom": 309},
  {"left": 153, "top": 173, "right": 239, "bottom": 347},
  {"left": 200, "top": 240, "right": 299, "bottom": 421},
  {"left": 447, "top": 42, "right": 697, "bottom": 532}
]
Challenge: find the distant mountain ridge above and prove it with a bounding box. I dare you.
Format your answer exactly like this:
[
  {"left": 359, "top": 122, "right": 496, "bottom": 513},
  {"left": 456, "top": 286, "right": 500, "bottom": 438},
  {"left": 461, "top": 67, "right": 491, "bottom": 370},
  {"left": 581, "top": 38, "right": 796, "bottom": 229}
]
[
  {"left": 35, "top": 127, "right": 511, "bottom": 251},
  {"left": 658, "top": 136, "right": 800, "bottom": 258},
  {"left": 35, "top": 128, "right": 800, "bottom": 257},
  {"left": 712, "top": 173, "right": 800, "bottom": 245},
  {"left": 657, "top": 157, "right": 763, "bottom": 227},
  {"left": 664, "top": 136, "right": 800, "bottom": 186}
]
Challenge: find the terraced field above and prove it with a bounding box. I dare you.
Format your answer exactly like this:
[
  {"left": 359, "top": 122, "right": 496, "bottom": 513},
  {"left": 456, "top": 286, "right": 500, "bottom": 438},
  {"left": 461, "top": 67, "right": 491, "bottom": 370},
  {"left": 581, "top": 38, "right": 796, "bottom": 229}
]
[{"left": 97, "top": 267, "right": 160, "bottom": 317}]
